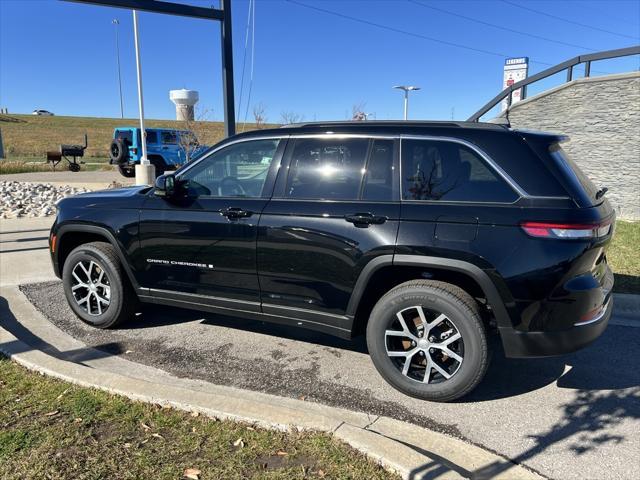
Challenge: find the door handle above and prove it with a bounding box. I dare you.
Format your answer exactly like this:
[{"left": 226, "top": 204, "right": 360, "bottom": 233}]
[
  {"left": 345, "top": 213, "right": 387, "bottom": 226},
  {"left": 221, "top": 207, "right": 252, "bottom": 219}
]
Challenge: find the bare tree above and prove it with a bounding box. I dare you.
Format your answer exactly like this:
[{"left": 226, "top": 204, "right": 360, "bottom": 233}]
[
  {"left": 177, "top": 107, "right": 215, "bottom": 164},
  {"left": 252, "top": 102, "right": 267, "bottom": 129},
  {"left": 280, "top": 111, "right": 304, "bottom": 125},
  {"left": 351, "top": 101, "right": 367, "bottom": 121}
]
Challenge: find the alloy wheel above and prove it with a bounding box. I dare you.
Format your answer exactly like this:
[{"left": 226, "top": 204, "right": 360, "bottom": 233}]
[
  {"left": 70, "top": 260, "right": 111, "bottom": 316},
  {"left": 385, "top": 305, "right": 464, "bottom": 384}
]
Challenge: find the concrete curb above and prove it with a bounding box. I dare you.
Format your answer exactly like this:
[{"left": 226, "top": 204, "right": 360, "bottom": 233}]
[{"left": 0, "top": 285, "right": 542, "bottom": 480}]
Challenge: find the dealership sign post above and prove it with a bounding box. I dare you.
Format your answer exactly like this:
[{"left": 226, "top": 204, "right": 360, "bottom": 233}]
[{"left": 501, "top": 57, "right": 529, "bottom": 112}]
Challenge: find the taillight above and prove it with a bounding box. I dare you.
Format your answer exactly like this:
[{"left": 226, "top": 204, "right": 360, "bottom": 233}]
[{"left": 520, "top": 221, "right": 612, "bottom": 239}]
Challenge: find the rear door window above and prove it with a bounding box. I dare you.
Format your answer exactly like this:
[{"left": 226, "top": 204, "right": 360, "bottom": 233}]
[
  {"left": 161, "top": 131, "right": 178, "bottom": 145},
  {"left": 401, "top": 139, "right": 518, "bottom": 203}
]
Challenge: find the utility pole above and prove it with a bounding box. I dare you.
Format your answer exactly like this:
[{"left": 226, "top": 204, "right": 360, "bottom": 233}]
[
  {"left": 132, "top": 9, "right": 154, "bottom": 184},
  {"left": 393, "top": 85, "right": 421, "bottom": 120},
  {"left": 112, "top": 19, "right": 124, "bottom": 119}
]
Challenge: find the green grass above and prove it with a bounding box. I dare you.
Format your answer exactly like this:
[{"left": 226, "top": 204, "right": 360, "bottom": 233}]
[
  {"left": 0, "top": 357, "right": 396, "bottom": 480},
  {"left": 609, "top": 221, "right": 640, "bottom": 294}
]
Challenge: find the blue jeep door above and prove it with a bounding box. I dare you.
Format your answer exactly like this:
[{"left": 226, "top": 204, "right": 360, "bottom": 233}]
[{"left": 137, "top": 137, "right": 285, "bottom": 311}]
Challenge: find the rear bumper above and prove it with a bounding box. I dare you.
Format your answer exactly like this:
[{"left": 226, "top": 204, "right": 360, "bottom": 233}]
[{"left": 500, "top": 296, "right": 613, "bottom": 358}]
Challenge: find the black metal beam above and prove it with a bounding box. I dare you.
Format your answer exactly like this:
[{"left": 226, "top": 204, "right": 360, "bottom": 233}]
[
  {"left": 64, "top": 0, "right": 224, "bottom": 20},
  {"left": 220, "top": 0, "right": 236, "bottom": 137},
  {"left": 63, "top": 0, "right": 237, "bottom": 137}
]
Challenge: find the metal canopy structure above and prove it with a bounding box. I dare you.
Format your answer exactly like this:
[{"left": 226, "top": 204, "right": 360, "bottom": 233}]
[{"left": 64, "top": 0, "right": 236, "bottom": 137}]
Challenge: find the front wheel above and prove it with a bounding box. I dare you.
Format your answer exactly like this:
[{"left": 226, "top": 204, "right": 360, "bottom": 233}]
[
  {"left": 62, "top": 242, "right": 138, "bottom": 329},
  {"left": 366, "top": 280, "right": 488, "bottom": 402}
]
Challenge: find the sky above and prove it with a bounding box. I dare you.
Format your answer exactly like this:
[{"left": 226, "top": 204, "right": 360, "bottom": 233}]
[{"left": 1, "top": 0, "right": 639, "bottom": 123}]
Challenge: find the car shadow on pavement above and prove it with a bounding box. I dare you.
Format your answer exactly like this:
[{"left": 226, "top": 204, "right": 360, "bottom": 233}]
[
  {"left": 0, "top": 295, "right": 128, "bottom": 366},
  {"left": 128, "top": 303, "right": 369, "bottom": 354},
  {"left": 465, "top": 324, "right": 640, "bottom": 403}
]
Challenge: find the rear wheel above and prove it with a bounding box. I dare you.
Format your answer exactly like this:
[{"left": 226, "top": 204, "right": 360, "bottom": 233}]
[
  {"left": 366, "top": 280, "right": 488, "bottom": 402},
  {"left": 118, "top": 164, "right": 135, "bottom": 178},
  {"left": 62, "top": 242, "right": 137, "bottom": 329}
]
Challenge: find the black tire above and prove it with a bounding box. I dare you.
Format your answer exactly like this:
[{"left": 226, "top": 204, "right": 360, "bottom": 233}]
[
  {"left": 68, "top": 162, "right": 81, "bottom": 172},
  {"left": 109, "top": 138, "right": 128, "bottom": 164},
  {"left": 62, "top": 242, "right": 138, "bottom": 329},
  {"left": 366, "top": 280, "right": 488, "bottom": 402},
  {"left": 118, "top": 164, "right": 135, "bottom": 178},
  {"left": 149, "top": 156, "right": 166, "bottom": 176}
]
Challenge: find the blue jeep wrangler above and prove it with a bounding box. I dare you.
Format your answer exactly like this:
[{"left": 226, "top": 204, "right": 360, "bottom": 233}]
[{"left": 109, "top": 127, "right": 207, "bottom": 177}]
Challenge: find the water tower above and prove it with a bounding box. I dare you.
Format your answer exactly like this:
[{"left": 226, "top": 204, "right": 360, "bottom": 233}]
[{"left": 169, "top": 89, "right": 199, "bottom": 121}]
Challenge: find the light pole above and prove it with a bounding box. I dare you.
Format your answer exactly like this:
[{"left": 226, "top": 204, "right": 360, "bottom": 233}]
[
  {"left": 393, "top": 85, "right": 421, "bottom": 120},
  {"left": 112, "top": 19, "right": 124, "bottom": 119}
]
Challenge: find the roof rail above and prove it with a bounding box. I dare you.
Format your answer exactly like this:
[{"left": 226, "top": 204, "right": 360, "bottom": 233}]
[
  {"left": 468, "top": 45, "right": 640, "bottom": 122},
  {"left": 280, "top": 120, "right": 505, "bottom": 130}
]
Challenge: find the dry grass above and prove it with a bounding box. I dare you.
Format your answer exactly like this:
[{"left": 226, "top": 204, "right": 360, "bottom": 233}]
[{"left": 0, "top": 114, "right": 270, "bottom": 159}]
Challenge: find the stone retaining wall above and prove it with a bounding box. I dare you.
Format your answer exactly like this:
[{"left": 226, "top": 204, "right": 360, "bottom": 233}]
[{"left": 504, "top": 72, "right": 639, "bottom": 220}]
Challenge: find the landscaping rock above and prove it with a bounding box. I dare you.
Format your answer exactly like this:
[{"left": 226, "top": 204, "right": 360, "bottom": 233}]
[{"left": 0, "top": 181, "right": 91, "bottom": 219}]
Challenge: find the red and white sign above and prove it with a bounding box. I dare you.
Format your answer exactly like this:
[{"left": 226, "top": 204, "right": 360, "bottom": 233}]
[{"left": 502, "top": 57, "right": 529, "bottom": 111}]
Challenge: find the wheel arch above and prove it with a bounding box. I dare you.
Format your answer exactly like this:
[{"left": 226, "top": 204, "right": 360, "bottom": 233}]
[
  {"left": 56, "top": 224, "right": 141, "bottom": 290},
  {"left": 347, "top": 254, "right": 513, "bottom": 335}
]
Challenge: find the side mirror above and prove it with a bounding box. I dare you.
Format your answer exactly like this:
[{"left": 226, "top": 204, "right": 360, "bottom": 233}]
[{"left": 154, "top": 174, "right": 175, "bottom": 198}]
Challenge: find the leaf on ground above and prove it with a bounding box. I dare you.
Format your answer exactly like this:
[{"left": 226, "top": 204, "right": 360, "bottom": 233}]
[
  {"left": 44, "top": 410, "right": 59, "bottom": 417},
  {"left": 140, "top": 421, "right": 152, "bottom": 431},
  {"left": 190, "top": 411, "right": 200, "bottom": 417},
  {"left": 123, "top": 443, "right": 132, "bottom": 449},
  {"left": 276, "top": 449, "right": 288, "bottom": 456},
  {"left": 151, "top": 433, "right": 164, "bottom": 440},
  {"left": 183, "top": 468, "right": 201, "bottom": 480},
  {"left": 317, "top": 469, "right": 326, "bottom": 478},
  {"left": 125, "top": 350, "right": 134, "bottom": 354},
  {"left": 246, "top": 426, "right": 255, "bottom": 431},
  {"left": 56, "top": 388, "right": 70, "bottom": 400},
  {"left": 74, "top": 417, "right": 83, "bottom": 423},
  {"left": 233, "top": 438, "right": 244, "bottom": 448}
]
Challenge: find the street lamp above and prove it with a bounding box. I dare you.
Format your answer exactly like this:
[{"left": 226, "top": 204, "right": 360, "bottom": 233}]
[
  {"left": 393, "top": 85, "right": 420, "bottom": 120},
  {"left": 112, "top": 19, "right": 124, "bottom": 119}
]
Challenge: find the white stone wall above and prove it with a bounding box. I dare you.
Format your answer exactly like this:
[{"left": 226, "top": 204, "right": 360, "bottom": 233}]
[{"left": 505, "top": 72, "right": 640, "bottom": 220}]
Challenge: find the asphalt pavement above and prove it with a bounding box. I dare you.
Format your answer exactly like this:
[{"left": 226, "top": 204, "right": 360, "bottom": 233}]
[{"left": 19, "top": 280, "right": 640, "bottom": 480}]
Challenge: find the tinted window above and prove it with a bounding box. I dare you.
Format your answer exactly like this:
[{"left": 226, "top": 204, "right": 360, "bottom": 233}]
[
  {"left": 180, "top": 139, "right": 278, "bottom": 198},
  {"left": 549, "top": 144, "right": 599, "bottom": 203},
  {"left": 146, "top": 131, "right": 158, "bottom": 144},
  {"left": 115, "top": 130, "right": 133, "bottom": 145},
  {"left": 362, "top": 140, "right": 395, "bottom": 201},
  {"left": 285, "top": 138, "right": 368, "bottom": 200},
  {"left": 401, "top": 139, "right": 517, "bottom": 202},
  {"left": 161, "top": 131, "right": 178, "bottom": 144}
]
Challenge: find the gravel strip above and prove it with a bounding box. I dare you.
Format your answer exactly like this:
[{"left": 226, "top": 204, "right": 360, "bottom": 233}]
[{"left": 0, "top": 181, "right": 91, "bottom": 219}]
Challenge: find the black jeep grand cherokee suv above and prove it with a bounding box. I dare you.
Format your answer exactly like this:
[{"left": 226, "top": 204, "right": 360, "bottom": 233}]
[{"left": 50, "top": 121, "right": 614, "bottom": 401}]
